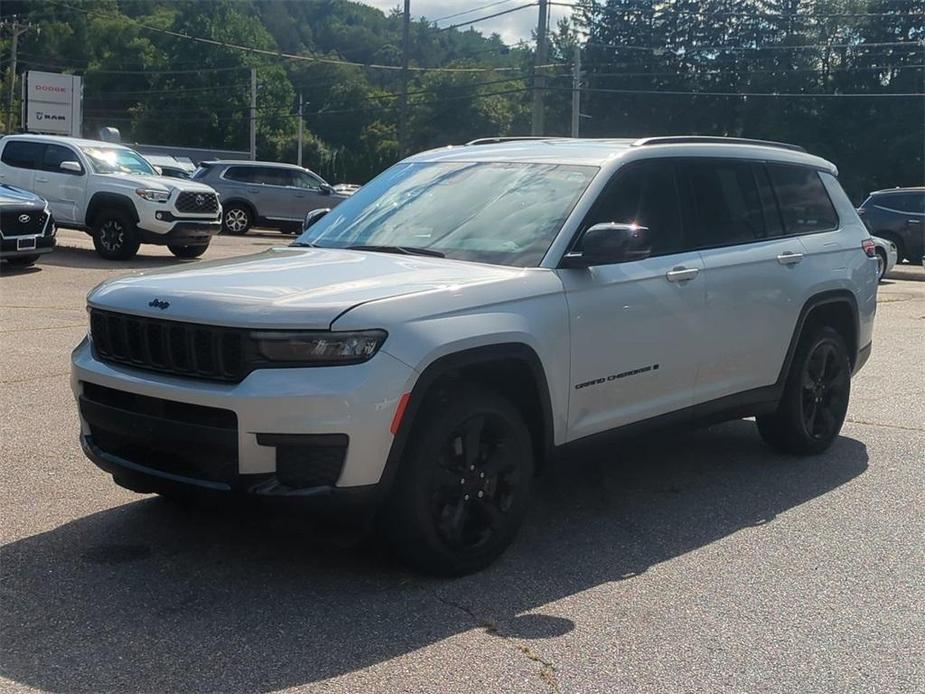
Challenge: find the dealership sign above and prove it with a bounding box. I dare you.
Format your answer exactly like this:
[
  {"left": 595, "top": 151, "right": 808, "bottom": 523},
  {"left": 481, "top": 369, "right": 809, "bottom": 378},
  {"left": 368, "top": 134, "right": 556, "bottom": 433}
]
[{"left": 25, "top": 71, "right": 82, "bottom": 136}]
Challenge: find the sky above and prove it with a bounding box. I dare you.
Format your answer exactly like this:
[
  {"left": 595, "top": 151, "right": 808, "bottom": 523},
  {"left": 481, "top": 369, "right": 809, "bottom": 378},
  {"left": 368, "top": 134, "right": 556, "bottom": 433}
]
[{"left": 357, "top": 1, "right": 575, "bottom": 45}]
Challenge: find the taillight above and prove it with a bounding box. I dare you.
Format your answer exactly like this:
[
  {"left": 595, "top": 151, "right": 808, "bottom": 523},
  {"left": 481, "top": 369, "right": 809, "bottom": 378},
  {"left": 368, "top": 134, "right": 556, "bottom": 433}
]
[{"left": 861, "top": 239, "right": 876, "bottom": 257}]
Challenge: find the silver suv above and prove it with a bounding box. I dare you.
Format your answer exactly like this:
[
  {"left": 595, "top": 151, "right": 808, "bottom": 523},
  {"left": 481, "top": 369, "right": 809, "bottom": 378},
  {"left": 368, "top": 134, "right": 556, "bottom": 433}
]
[
  {"left": 193, "top": 160, "right": 348, "bottom": 235},
  {"left": 72, "top": 137, "right": 878, "bottom": 575}
]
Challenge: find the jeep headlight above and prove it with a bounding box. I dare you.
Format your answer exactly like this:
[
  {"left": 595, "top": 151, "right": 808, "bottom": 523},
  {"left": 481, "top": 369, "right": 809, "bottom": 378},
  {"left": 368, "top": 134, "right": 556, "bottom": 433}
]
[
  {"left": 252, "top": 330, "right": 387, "bottom": 364},
  {"left": 135, "top": 188, "right": 170, "bottom": 203}
]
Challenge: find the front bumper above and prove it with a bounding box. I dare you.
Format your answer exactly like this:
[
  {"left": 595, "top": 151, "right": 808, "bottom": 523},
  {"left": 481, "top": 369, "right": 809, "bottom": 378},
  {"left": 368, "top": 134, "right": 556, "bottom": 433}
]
[
  {"left": 0, "top": 234, "right": 56, "bottom": 258},
  {"left": 136, "top": 198, "right": 221, "bottom": 240},
  {"left": 71, "top": 337, "right": 417, "bottom": 508}
]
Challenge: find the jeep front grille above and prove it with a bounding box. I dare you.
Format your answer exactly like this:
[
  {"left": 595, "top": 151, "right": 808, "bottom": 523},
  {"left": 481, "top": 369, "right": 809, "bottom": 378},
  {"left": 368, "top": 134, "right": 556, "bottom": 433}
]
[
  {"left": 175, "top": 191, "right": 219, "bottom": 213},
  {"left": 89, "top": 309, "right": 246, "bottom": 382}
]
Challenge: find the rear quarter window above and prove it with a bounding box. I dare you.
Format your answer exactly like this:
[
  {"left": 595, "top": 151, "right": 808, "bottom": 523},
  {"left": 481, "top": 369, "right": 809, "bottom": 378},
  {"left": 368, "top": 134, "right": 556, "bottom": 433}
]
[
  {"left": 1, "top": 140, "right": 44, "bottom": 170},
  {"left": 768, "top": 164, "right": 839, "bottom": 235}
]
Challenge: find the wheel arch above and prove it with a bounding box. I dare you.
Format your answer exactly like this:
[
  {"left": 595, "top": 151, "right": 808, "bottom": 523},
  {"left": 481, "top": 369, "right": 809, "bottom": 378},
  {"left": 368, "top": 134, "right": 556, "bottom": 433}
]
[
  {"left": 86, "top": 192, "right": 139, "bottom": 229},
  {"left": 778, "top": 290, "right": 860, "bottom": 382},
  {"left": 221, "top": 198, "right": 257, "bottom": 220},
  {"left": 376, "top": 343, "right": 555, "bottom": 505}
]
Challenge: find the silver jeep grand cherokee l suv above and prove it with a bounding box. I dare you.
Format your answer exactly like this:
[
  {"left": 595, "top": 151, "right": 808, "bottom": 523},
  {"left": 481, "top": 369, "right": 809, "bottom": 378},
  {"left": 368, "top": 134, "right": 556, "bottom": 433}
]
[{"left": 72, "top": 137, "right": 878, "bottom": 575}]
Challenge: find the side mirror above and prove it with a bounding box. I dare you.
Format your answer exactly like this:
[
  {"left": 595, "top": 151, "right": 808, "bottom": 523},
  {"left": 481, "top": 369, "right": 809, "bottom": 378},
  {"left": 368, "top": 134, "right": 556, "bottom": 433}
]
[
  {"left": 319, "top": 183, "right": 335, "bottom": 196},
  {"left": 59, "top": 160, "right": 82, "bottom": 174},
  {"left": 562, "top": 222, "right": 652, "bottom": 268},
  {"left": 303, "top": 208, "right": 331, "bottom": 231}
]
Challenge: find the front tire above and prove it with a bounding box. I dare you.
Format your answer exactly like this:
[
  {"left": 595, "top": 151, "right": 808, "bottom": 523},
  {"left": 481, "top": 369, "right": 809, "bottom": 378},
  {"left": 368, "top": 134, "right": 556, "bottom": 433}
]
[
  {"left": 222, "top": 204, "right": 251, "bottom": 235},
  {"left": 4, "top": 255, "right": 40, "bottom": 267},
  {"left": 168, "top": 243, "right": 209, "bottom": 259},
  {"left": 757, "top": 326, "right": 851, "bottom": 455},
  {"left": 384, "top": 384, "right": 534, "bottom": 576},
  {"left": 92, "top": 210, "right": 141, "bottom": 260}
]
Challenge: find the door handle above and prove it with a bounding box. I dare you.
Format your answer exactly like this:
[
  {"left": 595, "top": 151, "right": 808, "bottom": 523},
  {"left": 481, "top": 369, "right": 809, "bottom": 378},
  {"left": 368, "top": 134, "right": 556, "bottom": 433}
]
[
  {"left": 777, "top": 251, "right": 804, "bottom": 265},
  {"left": 666, "top": 266, "right": 699, "bottom": 282},
  {"left": 908, "top": 219, "right": 921, "bottom": 224},
  {"left": 35, "top": 176, "right": 49, "bottom": 183}
]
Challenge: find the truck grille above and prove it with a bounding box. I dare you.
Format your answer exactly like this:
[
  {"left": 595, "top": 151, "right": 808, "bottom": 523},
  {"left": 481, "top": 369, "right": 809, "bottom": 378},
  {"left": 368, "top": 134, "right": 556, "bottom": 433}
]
[
  {"left": 90, "top": 309, "right": 247, "bottom": 382},
  {"left": 0, "top": 209, "right": 48, "bottom": 237},
  {"left": 175, "top": 191, "right": 219, "bottom": 213}
]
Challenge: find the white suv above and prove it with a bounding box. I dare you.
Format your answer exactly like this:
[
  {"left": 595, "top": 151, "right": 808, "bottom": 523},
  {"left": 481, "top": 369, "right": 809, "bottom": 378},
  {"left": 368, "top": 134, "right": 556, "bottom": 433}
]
[
  {"left": 0, "top": 135, "right": 221, "bottom": 259},
  {"left": 71, "top": 137, "right": 878, "bottom": 575}
]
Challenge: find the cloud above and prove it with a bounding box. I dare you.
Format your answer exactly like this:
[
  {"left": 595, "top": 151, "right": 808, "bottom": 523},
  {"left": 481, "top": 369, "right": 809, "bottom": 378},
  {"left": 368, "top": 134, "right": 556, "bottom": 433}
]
[{"left": 356, "top": 1, "right": 574, "bottom": 45}]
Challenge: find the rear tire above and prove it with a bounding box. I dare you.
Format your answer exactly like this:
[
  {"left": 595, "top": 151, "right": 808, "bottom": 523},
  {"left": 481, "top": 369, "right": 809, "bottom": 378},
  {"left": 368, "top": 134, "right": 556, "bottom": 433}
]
[
  {"left": 757, "top": 326, "right": 851, "bottom": 455},
  {"left": 4, "top": 255, "right": 40, "bottom": 267},
  {"left": 168, "top": 243, "right": 209, "bottom": 259},
  {"left": 875, "top": 248, "right": 887, "bottom": 281},
  {"left": 222, "top": 204, "right": 251, "bottom": 235},
  {"left": 384, "top": 384, "right": 534, "bottom": 576},
  {"left": 92, "top": 209, "right": 141, "bottom": 260}
]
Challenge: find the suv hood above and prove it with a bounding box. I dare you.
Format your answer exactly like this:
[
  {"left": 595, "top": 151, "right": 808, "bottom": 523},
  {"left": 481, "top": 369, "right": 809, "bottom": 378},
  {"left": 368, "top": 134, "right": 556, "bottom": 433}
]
[
  {"left": 99, "top": 172, "right": 216, "bottom": 194},
  {"left": 87, "top": 247, "right": 527, "bottom": 329}
]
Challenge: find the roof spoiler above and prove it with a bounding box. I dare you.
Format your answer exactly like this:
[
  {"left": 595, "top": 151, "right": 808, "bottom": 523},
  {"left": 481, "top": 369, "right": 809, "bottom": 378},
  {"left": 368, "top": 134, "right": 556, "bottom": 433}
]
[{"left": 632, "top": 136, "right": 806, "bottom": 153}]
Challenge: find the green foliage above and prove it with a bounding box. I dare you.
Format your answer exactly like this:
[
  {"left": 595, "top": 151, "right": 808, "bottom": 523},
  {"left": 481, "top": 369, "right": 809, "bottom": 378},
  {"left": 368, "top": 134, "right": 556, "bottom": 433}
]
[{"left": 1, "top": 0, "right": 921, "bottom": 194}]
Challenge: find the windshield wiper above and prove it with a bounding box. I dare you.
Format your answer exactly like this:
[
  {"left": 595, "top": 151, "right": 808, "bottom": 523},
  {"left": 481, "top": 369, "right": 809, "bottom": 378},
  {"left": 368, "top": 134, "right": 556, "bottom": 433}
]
[
  {"left": 289, "top": 240, "right": 317, "bottom": 247},
  {"left": 346, "top": 244, "right": 445, "bottom": 258}
]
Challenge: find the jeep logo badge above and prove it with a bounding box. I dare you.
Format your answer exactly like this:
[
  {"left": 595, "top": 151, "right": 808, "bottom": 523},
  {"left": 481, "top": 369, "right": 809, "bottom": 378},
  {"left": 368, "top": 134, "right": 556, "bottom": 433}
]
[
  {"left": 18, "top": 214, "right": 30, "bottom": 223},
  {"left": 148, "top": 298, "right": 170, "bottom": 310}
]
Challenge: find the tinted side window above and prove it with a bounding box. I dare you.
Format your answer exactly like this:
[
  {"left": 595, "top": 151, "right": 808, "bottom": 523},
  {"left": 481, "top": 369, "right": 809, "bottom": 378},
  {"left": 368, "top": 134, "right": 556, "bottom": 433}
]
[
  {"left": 42, "top": 144, "right": 82, "bottom": 173},
  {"left": 1, "top": 141, "right": 44, "bottom": 170},
  {"left": 682, "top": 159, "right": 765, "bottom": 248},
  {"left": 223, "top": 166, "right": 254, "bottom": 183},
  {"left": 767, "top": 164, "right": 838, "bottom": 234},
  {"left": 883, "top": 192, "right": 925, "bottom": 214},
  {"left": 586, "top": 160, "right": 683, "bottom": 257},
  {"left": 255, "top": 167, "right": 289, "bottom": 187}
]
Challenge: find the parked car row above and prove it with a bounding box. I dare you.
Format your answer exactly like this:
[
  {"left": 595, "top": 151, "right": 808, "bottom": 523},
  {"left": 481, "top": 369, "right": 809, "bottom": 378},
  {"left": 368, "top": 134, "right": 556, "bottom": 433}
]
[{"left": 0, "top": 133, "right": 354, "bottom": 262}]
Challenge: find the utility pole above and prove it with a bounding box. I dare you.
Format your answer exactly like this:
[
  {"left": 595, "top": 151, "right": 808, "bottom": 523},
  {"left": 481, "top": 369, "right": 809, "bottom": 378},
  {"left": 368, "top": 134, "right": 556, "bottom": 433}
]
[
  {"left": 249, "top": 67, "right": 257, "bottom": 160},
  {"left": 570, "top": 44, "right": 581, "bottom": 138},
  {"left": 530, "top": 0, "right": 549, "bottom": 136},
  {"left": 297, "top": 92, "right": 303, "bottom": 167},
  {"left": 2, "top": 18, "right": 35, "bottom": 134},
  {"left": 398, "top": 0, "right": 410, "bottom": 157}
]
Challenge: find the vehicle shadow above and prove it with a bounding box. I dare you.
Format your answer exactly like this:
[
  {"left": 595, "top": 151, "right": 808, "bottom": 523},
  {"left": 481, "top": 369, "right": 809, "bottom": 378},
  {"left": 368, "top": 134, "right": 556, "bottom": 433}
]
[
  {"left": 40, "top": 244, "right": 199, "bottom": 270},
  {"left": 0, "top": 263, "right": 42, "bottom": 277},
  {"left": 0, "top": 420, "right": 868, "bottom": 692}
]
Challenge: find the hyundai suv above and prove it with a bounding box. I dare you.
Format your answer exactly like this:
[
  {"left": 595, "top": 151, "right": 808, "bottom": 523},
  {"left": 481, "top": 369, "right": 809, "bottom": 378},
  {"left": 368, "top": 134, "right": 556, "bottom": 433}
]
[
  {"left": 192, "top": 160, "right": 348, "bottom": 235},
  {"left": 71, "top": 137, "right": 878, "bottom": 575},
  {"left": 0, "top": 135, "right": 221, "bottom": 260},
  {"left": 858, "top": 186, "right": 924, "bottom": 263}
]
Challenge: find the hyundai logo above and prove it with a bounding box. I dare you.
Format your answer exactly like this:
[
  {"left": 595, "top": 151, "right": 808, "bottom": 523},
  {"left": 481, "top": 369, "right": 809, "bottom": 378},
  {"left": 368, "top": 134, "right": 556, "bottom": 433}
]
[
  {"left": 18, "top": 214, "right": 30, "bottom": 223},
  {"left": 148, "top": 298, "right": 170, "bottom": 310},
  {"left": 195, "top": 194, "right": 205, "bottom": 207}
]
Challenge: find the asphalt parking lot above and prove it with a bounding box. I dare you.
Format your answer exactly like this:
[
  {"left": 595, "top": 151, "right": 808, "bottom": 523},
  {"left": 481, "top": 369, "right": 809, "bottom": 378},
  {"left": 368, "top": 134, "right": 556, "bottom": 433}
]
[{"left": 1, "top": 229, "right": 923, "bottom": 693}]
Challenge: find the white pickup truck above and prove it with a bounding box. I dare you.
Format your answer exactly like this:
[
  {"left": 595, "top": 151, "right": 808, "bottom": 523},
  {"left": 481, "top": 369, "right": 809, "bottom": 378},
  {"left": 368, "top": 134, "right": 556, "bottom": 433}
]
[{"left": 0, "top": 134, "right": 221, "bottom": 259}]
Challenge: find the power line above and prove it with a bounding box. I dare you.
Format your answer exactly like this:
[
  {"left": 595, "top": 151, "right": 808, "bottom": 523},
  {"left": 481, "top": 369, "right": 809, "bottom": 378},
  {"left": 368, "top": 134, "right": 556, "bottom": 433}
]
[
  {"left": 552, "top": 85, "right": 924, "bottom": 98},
  {"left": 438, "top": 3, "right": 538, "bottom": 32},
  {"left": 585, "top": 40, "right": 924, "bottom": 53},
  {"left": 432, "top": 0, "right": 521, "bottom": 23}
]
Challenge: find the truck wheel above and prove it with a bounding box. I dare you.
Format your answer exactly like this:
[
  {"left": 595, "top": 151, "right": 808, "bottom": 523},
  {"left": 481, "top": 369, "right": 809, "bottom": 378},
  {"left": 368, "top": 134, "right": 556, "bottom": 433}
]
[
  {"left": 222, "top": 205, "right": 251, "bottom": 235},
  {"left": 168, "top": 243, "right": 209, "bottom": 259},
  {"left": 385, "top": 384, "right": 534, "bottom": 576},
  {"left": 92, "top": 210, "right": 141, "bottom": 260},
  {"left": 4, "top": 255, "right": 40, "bottom": 267},
  {"left": 757, "top": 325, "right": 850, "bottom": 455}
]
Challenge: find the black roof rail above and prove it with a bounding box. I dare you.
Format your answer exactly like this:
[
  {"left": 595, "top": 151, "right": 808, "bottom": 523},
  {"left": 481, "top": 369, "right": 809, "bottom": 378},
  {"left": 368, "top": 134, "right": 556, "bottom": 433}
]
[
  {"left": 465, "top": 136, "right": 563, "bottom": 146},
  {"left": 632, "top": 136, "right": 806, "bottom": 153}
]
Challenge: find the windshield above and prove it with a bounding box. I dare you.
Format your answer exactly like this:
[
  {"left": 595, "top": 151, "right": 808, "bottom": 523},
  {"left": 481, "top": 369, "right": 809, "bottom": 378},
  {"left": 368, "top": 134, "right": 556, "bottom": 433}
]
[
  {"left": 297, "top": 161, "right": 597, "bottom": 267},
  {"left": 80, "top": 146, "right": 157, "bottom": 175}
]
